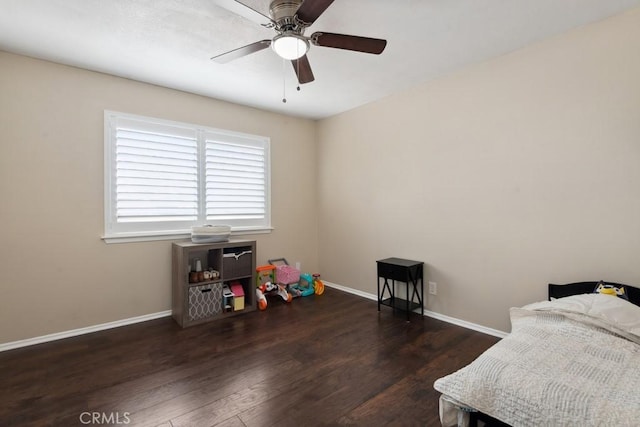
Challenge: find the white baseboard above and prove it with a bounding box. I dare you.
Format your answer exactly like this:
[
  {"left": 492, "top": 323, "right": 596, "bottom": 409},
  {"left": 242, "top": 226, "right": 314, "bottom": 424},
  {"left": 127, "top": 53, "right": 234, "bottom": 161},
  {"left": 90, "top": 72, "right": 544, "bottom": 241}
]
[
  {"left": 1, "top": 281, "right": 507, "bottom": 352},
  {"left": 0, "top": 310, "right": 172, "bottom": 352},
  {"left": 422, "top": 309, "right": 507, "bottom": 338},
  {"left": 323, "top": 281, "right": 508, "bottom": 339}
]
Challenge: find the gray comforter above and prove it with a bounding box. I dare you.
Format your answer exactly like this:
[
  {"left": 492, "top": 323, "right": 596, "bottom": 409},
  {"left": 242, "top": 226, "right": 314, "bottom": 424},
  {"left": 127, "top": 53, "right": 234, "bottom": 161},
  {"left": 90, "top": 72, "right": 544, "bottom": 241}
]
[{"left": 434, "top": 294, "right": 640, "bottom": 426}]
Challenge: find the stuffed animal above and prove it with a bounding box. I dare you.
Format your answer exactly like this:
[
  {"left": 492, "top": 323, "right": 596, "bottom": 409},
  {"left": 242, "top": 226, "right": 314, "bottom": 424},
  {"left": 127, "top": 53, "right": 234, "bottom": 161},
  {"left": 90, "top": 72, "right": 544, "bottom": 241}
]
[{"left": 593, "top": 281, "right": 629, "bottom": 300}]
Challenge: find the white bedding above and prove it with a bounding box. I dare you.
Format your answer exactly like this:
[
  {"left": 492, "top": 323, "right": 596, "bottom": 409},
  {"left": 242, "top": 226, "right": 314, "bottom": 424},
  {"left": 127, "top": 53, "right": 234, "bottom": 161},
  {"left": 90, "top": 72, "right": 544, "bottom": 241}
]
[{"left": 433, "top": 294, "right": 640, "bottom": 426}]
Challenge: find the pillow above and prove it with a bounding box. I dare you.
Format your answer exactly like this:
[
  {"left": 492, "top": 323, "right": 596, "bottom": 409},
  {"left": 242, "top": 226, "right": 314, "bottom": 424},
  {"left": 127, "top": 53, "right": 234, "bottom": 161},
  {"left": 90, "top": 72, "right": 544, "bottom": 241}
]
[{"left": 594, "top": 280, "right": 629, "bottom": 300}]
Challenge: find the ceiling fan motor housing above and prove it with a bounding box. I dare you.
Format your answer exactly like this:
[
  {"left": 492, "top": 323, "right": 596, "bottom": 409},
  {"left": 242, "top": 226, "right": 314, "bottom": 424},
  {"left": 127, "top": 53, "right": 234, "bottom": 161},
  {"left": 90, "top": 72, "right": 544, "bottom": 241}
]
[{"left": 269, "top": 0, "right": 305, "bottom": 33}]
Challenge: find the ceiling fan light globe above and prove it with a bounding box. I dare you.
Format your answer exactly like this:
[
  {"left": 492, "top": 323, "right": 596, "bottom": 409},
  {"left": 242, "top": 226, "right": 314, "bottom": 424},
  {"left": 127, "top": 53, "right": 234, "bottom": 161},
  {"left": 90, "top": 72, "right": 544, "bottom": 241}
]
[{"left": 272, "top": 34, "right": 309, "bottom": 60}]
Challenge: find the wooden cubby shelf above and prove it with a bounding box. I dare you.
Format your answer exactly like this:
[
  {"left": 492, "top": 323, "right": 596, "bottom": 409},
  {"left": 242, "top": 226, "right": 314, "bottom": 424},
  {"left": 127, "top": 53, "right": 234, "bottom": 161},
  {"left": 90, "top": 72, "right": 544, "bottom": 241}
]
[{"left": 172, "top": 240, "right": 257, "bottom": 327}]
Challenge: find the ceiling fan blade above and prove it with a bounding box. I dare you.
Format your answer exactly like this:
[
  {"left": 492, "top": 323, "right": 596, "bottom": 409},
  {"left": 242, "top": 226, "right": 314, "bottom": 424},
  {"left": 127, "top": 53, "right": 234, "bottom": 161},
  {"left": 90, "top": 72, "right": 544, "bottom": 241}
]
[
  {"left": 212, "top": 0, "right": 275, "bottom": 27},
  {"left": 291, "top": 55, "right": 315, "bottom": 84},
  {"left": 211, "top": 40, "right": 272, "bottom": 63},
  {"left": 295, "top": 0, "right": 335, "bottom": 25},
  {"left": 311, "top": 32, "right": 387, "bottom": 54}
]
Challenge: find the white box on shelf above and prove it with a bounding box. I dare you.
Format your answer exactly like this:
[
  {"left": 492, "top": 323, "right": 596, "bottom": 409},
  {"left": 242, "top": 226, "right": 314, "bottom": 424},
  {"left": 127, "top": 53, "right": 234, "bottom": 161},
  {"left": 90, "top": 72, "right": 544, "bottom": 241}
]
[{"left": 191, "top": 225, "right": 231, "bottom": 243}]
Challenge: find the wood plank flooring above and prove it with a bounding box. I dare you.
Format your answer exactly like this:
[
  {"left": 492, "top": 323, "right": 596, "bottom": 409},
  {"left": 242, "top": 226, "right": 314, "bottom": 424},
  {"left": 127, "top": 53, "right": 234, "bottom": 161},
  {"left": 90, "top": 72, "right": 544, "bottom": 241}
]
[{"left": 0, "top": 288, "right": 500, "bottom": 427}]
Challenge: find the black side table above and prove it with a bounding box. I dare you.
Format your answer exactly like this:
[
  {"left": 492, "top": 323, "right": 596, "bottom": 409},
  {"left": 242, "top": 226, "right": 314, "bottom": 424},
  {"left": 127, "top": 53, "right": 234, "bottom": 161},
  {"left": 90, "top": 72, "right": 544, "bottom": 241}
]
[{"left": 377, "top": 257, "right": 424, "bottom": 321}]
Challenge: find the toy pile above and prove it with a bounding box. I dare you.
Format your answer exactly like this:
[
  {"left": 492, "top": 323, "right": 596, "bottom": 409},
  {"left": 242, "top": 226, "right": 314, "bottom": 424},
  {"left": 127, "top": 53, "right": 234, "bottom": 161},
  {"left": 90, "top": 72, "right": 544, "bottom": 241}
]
[{"left": 255, "top": 258, "right": 324, "bottom": 310}]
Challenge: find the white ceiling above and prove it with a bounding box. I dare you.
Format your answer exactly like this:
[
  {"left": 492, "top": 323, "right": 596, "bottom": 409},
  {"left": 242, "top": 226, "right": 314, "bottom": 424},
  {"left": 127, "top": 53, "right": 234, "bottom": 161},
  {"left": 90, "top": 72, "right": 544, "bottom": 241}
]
[{"left": 1, "top": 0, "right": 639, "bottom": 119}]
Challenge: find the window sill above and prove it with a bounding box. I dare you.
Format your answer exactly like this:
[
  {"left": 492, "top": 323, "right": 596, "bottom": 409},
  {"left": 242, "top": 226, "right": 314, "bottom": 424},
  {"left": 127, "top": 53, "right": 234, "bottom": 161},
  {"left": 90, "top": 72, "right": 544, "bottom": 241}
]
[{"left": 102, "top": 227, "right": 274, "bottom": 244}]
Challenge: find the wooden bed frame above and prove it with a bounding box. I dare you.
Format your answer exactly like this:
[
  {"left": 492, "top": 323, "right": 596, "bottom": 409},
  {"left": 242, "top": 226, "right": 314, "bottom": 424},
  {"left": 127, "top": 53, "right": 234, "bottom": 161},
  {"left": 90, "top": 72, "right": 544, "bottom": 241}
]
[{"left": 467, "top": 280, "right": 640, "bottom": 427}]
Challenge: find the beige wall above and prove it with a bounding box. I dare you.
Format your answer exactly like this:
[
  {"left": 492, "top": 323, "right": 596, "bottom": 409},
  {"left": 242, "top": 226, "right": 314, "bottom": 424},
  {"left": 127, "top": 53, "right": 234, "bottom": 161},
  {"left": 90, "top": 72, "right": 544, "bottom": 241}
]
[
  {"left": 2, "top": 7, "right": 640, "bottom": 344},
  {"left": 317, "top": 8, "right": 640, "bottom": 331},
  {"left": 0, "top": 52, "right": 318, "bottom": 344}
]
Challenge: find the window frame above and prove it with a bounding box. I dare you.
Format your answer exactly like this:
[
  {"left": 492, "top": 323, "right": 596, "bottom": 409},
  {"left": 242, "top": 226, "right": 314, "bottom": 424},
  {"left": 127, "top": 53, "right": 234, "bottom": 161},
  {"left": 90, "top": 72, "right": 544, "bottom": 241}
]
[{"left": 103, "top": 111, "right": 272, "bottom": 243}]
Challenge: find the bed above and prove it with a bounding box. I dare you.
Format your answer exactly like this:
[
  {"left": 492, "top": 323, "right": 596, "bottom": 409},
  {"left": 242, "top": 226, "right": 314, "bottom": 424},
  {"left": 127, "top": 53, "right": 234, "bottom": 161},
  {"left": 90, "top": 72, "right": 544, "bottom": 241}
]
[{"left": 433, "top": 281, "right": 640, "bottom": 427}]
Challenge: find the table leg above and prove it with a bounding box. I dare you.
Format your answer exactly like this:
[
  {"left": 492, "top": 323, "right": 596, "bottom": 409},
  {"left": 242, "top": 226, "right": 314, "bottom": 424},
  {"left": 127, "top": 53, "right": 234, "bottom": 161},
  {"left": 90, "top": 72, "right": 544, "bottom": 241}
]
[{"left": 406, "top": 273, "right": 410, "bottom": 321}]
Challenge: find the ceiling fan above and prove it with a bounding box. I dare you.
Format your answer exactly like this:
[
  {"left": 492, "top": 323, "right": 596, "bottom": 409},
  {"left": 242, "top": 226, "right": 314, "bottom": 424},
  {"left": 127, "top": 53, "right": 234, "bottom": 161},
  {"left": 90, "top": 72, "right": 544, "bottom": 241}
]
[{"left": 211, "top": 0, "right": 387, "bottom": 85}]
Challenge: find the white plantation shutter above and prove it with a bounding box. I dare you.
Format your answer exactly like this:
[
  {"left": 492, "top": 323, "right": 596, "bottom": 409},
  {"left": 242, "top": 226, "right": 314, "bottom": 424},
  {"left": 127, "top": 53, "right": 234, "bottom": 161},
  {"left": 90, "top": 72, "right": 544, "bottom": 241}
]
[
  {"left": 115, "top": 121, "right": 198, "bottom": 223},
  {"left": 104, "top": 111, "right": 270, "bottom": 241},
  {"left": 205, "top": 137, "right": 267, "bottom": 221}
]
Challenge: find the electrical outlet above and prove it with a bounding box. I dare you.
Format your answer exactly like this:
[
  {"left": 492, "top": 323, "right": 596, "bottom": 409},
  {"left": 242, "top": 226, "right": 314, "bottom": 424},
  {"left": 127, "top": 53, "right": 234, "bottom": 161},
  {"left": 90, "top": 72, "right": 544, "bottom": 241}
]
[
  {"left": 429, "top": 281, "right": 437, "bottom": 295},
  {"left": 295, "top": 261, "right": 301, "bottom": 271}
]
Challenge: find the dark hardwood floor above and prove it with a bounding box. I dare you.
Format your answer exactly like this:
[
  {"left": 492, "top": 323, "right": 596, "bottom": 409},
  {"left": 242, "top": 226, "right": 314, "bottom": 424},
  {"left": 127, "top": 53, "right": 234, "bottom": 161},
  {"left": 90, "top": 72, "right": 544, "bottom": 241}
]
[{"left": 0, "top": 288, "right": 499, "bottom": 427}]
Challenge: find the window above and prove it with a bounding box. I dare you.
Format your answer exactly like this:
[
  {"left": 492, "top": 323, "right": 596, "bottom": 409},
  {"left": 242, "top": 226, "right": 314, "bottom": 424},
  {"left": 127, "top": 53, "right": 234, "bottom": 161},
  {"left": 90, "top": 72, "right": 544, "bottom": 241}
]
[{"left": 104, "top": 111, "right": 270, "bottom": 242}]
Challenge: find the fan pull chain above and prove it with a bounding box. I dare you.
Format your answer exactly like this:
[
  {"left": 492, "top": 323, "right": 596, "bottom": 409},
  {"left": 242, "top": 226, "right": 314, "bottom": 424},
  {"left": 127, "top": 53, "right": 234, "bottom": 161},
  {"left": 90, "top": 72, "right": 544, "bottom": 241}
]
[
  {"left": 282, "top": 58, "right": 287, "bottom": 103},
  {"left": 296, "top": 44, "right": 301, "bottom": 91}
]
